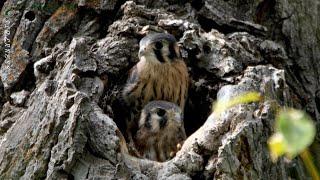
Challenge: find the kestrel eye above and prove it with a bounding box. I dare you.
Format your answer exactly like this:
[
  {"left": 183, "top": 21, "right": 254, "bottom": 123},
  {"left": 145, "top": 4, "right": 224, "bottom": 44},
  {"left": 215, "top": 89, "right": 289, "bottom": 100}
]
[
  {"left": 155, "top": 42, "right": 163, "bottom": 50},
  {"left": 156, "top": 108, "right": 166, "bottom": 117}
]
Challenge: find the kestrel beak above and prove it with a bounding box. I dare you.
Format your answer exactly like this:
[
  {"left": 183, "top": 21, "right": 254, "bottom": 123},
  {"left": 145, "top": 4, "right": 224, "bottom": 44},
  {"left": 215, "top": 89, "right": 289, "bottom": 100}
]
[
  {"left": 138, "top": 47, "right": 146, "bottom": 58},
  {"left": 174, "top": 112, "right": 183, "bottom": 124}
]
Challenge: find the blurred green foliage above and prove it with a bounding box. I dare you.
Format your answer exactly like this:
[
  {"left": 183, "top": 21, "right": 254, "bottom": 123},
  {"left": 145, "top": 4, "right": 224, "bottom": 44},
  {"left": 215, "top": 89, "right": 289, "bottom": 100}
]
[
  {"left": 213, "top": 91, "right": 319, "bottom": 179},
  {"left": 213, "top": 91, "right": 261, "bottom": 115},
  {"left": 268, "top": 109, "right": 316, "bottom": 161}
]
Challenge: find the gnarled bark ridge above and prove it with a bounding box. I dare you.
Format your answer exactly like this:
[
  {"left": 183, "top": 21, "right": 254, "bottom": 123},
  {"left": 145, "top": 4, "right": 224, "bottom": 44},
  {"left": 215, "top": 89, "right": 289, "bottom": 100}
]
[{"left": 0, "top": 0, "right": 319, "bottom": 179}]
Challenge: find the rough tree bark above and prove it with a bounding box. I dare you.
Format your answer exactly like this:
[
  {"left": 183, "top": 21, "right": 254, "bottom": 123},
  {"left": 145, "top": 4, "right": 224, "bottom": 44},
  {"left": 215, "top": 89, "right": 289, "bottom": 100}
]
[{"left": 0, "top": 0, "right": 319, "bottom": 179}]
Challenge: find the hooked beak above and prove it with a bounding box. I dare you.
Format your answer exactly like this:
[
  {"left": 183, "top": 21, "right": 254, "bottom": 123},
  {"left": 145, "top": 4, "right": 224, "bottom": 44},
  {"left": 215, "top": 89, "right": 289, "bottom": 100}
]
[
  {"left": 174, "top": 113, "right": 183, "bottom": 124},
  {"left": 138, "top": 47, "right": 146, "bottom": 58}
]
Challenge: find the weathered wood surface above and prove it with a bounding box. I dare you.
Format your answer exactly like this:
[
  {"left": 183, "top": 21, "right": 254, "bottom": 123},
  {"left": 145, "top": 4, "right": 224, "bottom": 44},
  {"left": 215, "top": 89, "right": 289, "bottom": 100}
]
[{"left": 1, "top": 0, "right": 319, "bottom": 179}]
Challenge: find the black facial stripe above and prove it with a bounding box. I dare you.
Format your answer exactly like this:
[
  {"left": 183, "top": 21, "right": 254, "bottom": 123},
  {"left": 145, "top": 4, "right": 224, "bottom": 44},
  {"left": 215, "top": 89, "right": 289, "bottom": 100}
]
[
  {"left": 154, "top": 49, "right": 165, "bottom": 63},
  {"left": 159, "top": 116, "right": 167, "bottom": 129},
  {"left": 145, "top": 113, "right": 151, "bottom": 129},
  {"left": 168, "top": 43, "right": 177, "bottom": 60}
]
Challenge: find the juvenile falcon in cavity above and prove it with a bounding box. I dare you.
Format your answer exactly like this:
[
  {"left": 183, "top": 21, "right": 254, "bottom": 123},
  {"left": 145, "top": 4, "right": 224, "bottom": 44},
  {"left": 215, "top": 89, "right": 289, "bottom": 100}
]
[
  {"left": 122, "top": 33, "right": 189, "bottom": 111},
  {"left": 134, "top": 101, "right": 186, "bottom": 162}
]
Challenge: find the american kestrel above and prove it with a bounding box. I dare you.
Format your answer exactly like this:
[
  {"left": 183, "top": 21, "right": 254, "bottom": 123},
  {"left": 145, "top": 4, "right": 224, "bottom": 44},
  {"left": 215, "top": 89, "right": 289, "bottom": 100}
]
[
  {"left": 122, "top": 33, "right": 189, "bottom": 111},
  {"left": 122, "top": 33, "right": 189, "bottom": 145},
  {"left": 134, "top": 101, "right": 186, "bottom": 162}
]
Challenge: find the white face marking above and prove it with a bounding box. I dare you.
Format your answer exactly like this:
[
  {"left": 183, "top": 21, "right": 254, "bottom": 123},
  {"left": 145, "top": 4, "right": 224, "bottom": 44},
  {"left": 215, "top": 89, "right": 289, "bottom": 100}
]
[
  {"left": 142, "top": 52, "right": 160, "bottom": 64},
  {"left": 174, "top": 112, "right": 182, "bottom": 123},
  {"left": 139, "top": 110, "right": 147, "bottom": 127},
  {"left": 139, "top": 41, "right": 173, "bottom": 64},
  {"left": 150, "top": 113, "right": 161, "bottom": 132},
  {"left": 139, "top": 43, "right": 159, "bottom": 63}
]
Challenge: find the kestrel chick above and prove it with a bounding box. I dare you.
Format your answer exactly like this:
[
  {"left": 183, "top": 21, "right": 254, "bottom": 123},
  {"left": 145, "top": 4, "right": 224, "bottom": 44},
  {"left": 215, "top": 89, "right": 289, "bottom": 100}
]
[
  {"left": 123, "top": 33, "right": 189, "bottom": 111},
  {"left": 134, "top": 101, "right": 186, "bottom": 162}
]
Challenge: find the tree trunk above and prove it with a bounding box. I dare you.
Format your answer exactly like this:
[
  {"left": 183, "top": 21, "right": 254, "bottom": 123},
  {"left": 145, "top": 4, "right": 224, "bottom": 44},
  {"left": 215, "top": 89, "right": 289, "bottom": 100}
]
[{"left": 0, "top": 0, "right": 318, "bottom": 179}]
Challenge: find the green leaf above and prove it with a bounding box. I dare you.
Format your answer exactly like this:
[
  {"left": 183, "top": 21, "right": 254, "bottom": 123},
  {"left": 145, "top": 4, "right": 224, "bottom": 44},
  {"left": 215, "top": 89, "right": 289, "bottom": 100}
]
[
  {"left": 268, "top": 133, "right": 287, "bottom": 162},
  {"left": 269, "top": 109, "right": 316, "bottom": 161},
  {"left": 213, "top": 91, "right": 261, "bottom": 115}
]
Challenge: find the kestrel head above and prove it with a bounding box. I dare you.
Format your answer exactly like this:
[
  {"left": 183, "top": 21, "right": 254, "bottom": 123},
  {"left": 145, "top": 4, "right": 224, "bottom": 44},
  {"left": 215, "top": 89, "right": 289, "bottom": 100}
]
[
  {"left": 138, "top": 100, "right": 184, "bottom": 134},
  {"left": 139, "top": 33, "right": 181, "bottom": 63},
  {"left": 135, "top": 100, "right": 187, "bottom": 161}
]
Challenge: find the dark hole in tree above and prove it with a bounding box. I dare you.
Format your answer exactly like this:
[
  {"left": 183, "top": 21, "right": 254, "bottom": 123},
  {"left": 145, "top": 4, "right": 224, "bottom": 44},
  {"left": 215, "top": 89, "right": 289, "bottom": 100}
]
[
  {"left": 191, "top": 0, "right": 204, "bottom": 10},
  {"left": 99, "top": 41, "right": 220, "bottom": 144},
  {"left": 255, "top": 0, "right": 276, "bottom": 24},
  {"left": 11, "top": 61, "right": 37, "bottom": 94},
  {"left": 203, "top": 43, "right": 211, "bottom": 54},
  {"left": 197, "top": 15, "right": 236, "bottom": 34},
  {"left": 0, "top": 0, "right": 5, "bottom": 11},
  {"left": 183, "top": 72, "right": 218, "bottom": 135},
  {"left": 100, "top": 69, "right": 215, "bottom": 140},
  {"left": 25, "top": 11, "right": 36, "bottom": 21}
]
